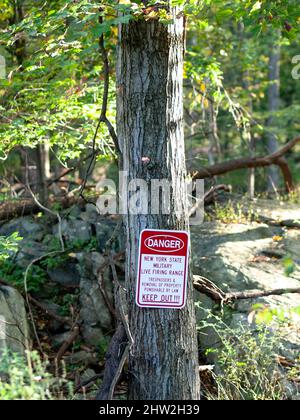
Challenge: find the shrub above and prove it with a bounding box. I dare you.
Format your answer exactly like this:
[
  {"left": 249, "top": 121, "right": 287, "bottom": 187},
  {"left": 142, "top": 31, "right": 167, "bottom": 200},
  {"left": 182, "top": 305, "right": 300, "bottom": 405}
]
[{"left": 0, "top": 350, "right": 73, "bottom": 400}]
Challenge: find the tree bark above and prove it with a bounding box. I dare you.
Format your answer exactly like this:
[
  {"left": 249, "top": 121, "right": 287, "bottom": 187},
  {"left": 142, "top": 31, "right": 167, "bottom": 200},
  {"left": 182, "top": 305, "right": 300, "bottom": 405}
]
[
  {"left": 9, "top": 0, "right": 26, "bottom": 65},
  {"left": 267, "top": 34, "right": 281, "bottom": 191},
  {"left": 35, "top": 144, "right": 50, "bottom": 205},
  {"left": 117, "top": 7, "right": 200, "bottom": 400}
]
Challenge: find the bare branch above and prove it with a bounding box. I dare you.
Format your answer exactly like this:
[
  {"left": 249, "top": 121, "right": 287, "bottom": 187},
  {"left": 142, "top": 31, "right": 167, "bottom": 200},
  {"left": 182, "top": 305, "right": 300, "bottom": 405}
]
[{"left": 192, "top": 136, "right": 300, "bottom": 192}]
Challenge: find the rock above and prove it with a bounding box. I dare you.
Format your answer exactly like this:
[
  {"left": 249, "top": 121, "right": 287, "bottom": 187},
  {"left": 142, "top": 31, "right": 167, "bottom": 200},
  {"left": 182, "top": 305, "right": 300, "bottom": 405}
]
[
  {"left": 0, "top": 216, "right": 47, "bottom": 242},
  {"left": 0, "top": 285, "right": 30, "bottom": 354},
  {"left": 73, "top": 368, "right": 100, "bottom": 399},
  {"left": 191, "top": 222, "right": 299, "bottom": 292},
  {"left": 80, "top": 368, "right": 97, "bottom": 384},
  {"left": 38, "top": 300, "right": 67, "bottom": 332},
  {"left": 251, "top": 198, "right": 300, "bottom": 223},
  {"left": 67, "top": 205, "right": 82, "bottom": 219},
  {"left": 80, "top": 204, "right": 99, "bottom": 224},
  {"left": 16, "top": 240, "right": 49, "bottom": 267},
  {"left": 52, "top": 331, "right": 73, "bottom": 348},
  {"left": 93, "top": 217, "right": 122, "bottom": 252},
  {"left": 284, "top": 229, "right": 300, "bottom": 263},
  {"left": 53, "top": 219, "right": 92, "bottom": 243},
  {"left": 77, "top": 252, "right": 114, "bottom": 347},
  {"left": 64, "top": 350, "right": 98, "bottom": 366},
  {"left": 48, "top": 262, "right": 80, "bottom": 288},
  {"left": 191, "top": 220, "right": 300, "bottom": 398},
  {"left": 86, "top": 203, "right": 99, "bottom": 217}
]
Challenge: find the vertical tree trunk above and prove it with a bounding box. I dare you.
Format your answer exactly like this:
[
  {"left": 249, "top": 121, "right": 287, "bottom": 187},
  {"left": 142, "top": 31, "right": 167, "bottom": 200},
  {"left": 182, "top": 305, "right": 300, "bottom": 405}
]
[
  {"left": 117, "top": 7, "right": 200, "bottom": 400},
  {"left": 203, "top": 97, "right": 221, "bottom": 166},
  {"left": 244, "top": 71, "right": 255, "bottom": 199},
  {"left": 9, "top": 0, "right": 26, "bottom": 65},
  {"left": 35, "top": 144, "right": 49, "bottom": 205},
  {"left": 267, "top": 34, "right": 281, "bottom": 192},
  {"left": 238, "top": 21, "right": 255, "bottom": 198}
]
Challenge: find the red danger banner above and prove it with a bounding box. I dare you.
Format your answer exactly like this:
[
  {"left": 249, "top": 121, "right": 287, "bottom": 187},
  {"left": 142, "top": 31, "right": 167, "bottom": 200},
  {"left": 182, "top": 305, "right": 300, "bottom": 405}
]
[{"left": 136, "top": 229, "right": 189, "bottom": 309}]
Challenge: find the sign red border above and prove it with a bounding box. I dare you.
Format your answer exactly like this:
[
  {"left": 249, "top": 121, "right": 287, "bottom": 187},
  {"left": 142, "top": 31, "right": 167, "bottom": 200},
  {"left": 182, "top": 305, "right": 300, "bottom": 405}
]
[{"left": 136, "top": 229, "right": 189, "bottom": 309}]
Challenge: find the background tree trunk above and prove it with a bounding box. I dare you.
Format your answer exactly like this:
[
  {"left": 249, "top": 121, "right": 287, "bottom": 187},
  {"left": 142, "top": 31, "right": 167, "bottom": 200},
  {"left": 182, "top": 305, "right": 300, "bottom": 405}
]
[
  {"left": 35, "top": 143, "right": 50, "bottom": 205},
  {"left": 9, "top": 0, "right": 26, "bottom": 65},
  {"left": 117, "top": 7, "right": 200, "bottom": 400},
  {"left": 267, "top": 34, "right": 281, "bottom": 192}
]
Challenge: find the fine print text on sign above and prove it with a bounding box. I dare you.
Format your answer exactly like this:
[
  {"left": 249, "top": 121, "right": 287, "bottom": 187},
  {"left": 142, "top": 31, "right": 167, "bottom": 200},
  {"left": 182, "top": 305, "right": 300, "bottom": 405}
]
[{"left": 136, "top": 229, "right": 190, "bottom": 309}]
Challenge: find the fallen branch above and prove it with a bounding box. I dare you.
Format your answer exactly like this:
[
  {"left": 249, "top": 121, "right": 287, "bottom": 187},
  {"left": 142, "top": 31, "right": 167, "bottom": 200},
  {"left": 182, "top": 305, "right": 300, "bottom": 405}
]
[
  {"left": 47, "top": 152, "right": 95, "bottom": 187},
  {"left": 96, "top": 255, "right": 133, "bottom": 401},
  {"left": 0, "top": 195, "right": 86, "bottom": 222},
  {"left": 259, "top": 216, "right": 300, "bottom": 229},
  {"left": 189, "top": 184, "right": 232, "bottom": 217},
  {"left": 192, "top": 136, "right": 300, "bottom": 192},
  {"left": 227, "top": 287, "right": 300, "bottom": 302},
  {"left": 193, "top": 275, "right": 300, "bottom": 305},
  {"left": 95, "top": 323, "right": 128, "bottom": 400},
  {"left": 97, "top": 272, "right": 117, "bottom": 320},
  {"left": 28, "top": 295, "right": 72, "bottom": 327},
  {"left": 74, "top": 373, "right": 104, "bottom": 394},
  {"left": 203, "top": 184, "right": 232, "bottom": 206},
  {"left": 55, "top": 325, "right": 80, "bottom": 363}
]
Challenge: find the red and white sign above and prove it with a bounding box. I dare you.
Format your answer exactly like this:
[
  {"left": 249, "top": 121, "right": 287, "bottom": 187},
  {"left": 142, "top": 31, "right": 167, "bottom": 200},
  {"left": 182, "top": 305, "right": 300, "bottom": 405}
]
[{"left": 136, "top": 229, "right": 190, "bottom": 309}]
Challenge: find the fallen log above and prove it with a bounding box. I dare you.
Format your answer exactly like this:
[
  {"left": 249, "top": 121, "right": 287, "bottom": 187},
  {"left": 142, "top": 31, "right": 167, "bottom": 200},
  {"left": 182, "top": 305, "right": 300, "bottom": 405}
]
[
  {"left": 0, "top": 195, "right": 88, "bottom": 222},
  {"left": 28, "top": 295, "right": 73, "bottom": 327},
  {"left": 192, "top": 136, "right": 300, "bottom": 193}
]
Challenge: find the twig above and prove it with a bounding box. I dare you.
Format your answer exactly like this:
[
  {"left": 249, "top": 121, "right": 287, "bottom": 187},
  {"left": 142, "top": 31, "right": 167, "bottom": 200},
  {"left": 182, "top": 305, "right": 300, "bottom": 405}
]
[
  {"left": 97, "top": 251, "right": 125, "bottom": 273},
  {"left": 47, "top": 152, "right": 95, "bottom": 187},
  {"left": 104, "top": 219, "right": 123, "bottom": 252},
  {"left": 95, "top": 251, "right": 125, "bottom": 318},
  {"left": 109, "top": 255, "right": 133, "bottom": 349},
  {"left": 97, "top": 272, "right": 117, "bottom": 319},
  {"left": 108, "top": 344, "right": 129, "bottom": 400},
  {"left": 24, "top": 157, "right": 65, "bottom": 251},
  {"left": 20, "top": 158, "right": 66, "bottom": 352}
]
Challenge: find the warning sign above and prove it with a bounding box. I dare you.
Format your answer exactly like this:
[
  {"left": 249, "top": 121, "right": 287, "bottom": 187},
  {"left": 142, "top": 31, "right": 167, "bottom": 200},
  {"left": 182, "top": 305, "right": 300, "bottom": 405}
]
[{"left": 136, "top": 229, "right": 190, "bottom": 309}]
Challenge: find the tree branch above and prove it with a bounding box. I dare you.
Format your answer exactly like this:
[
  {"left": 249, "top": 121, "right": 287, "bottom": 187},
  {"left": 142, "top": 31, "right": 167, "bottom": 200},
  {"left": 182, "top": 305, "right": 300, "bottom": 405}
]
[
  {"left": 192, "top": 136, "right": 300, "bottom": 192},
  {"left": 193, "top": 275, "right": 300, "bottom": 305}
]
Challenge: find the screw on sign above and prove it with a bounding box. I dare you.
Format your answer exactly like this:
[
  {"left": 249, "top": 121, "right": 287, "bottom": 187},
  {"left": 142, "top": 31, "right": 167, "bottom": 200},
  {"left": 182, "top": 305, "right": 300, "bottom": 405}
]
[{"left": 136, "top": 229, "right": 190, "bottom": 309}]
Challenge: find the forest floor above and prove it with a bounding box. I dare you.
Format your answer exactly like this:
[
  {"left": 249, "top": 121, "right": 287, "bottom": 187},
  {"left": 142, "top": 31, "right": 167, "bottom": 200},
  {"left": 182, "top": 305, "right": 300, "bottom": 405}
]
[{"left": 0, "top": 194, "right": 299, "bottom": 399}]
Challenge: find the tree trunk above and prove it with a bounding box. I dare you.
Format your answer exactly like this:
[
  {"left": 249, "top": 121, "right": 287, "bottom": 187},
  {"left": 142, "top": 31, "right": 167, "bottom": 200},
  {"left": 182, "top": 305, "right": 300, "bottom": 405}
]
[
  {"left": 9, "top": 0, "right": 26, "bottom": 65},
  {"left": 238, "top": 21, "right": 255, "bottom": 198},
  {"left": 117, "top": 7, "right": 200, "bottom": 400},
  {"left": 35, "top": 144, "right": 50, "bottom": 205},
  {"left": 267, "top": 34, "right": 281, "bottom": 192},
  {"left": 245, "top": 75, "right": 256, "bottom": 199}
]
